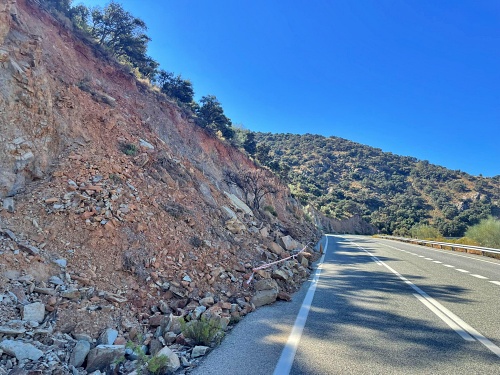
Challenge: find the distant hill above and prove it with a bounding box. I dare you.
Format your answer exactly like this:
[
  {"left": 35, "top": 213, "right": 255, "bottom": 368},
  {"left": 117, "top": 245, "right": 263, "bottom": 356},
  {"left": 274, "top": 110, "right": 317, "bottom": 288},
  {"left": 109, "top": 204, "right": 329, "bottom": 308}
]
[{"left": 254, "top": 132, "right": 500, "bottom": 236}]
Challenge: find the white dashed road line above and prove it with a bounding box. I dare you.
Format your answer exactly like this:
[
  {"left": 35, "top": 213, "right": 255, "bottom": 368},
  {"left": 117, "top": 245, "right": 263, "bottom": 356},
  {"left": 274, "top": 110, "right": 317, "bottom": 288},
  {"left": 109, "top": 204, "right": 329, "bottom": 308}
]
[
  {"left": 347, "top": 238, "right": 500, "bottom": 358},
  {"left": 380, "top": 239, "right": 500, "bottom": 267},
  {"left": 470, "top": 274, "right": 488, "bottom": 280},
  {"left": 380, "top": 240, "right": 499, "bottom": 289}
]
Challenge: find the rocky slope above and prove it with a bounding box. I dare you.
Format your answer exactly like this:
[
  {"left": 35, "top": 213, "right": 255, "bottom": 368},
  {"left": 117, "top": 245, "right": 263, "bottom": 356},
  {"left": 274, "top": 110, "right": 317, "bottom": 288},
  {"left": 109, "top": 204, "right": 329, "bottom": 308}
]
[{"left": 0, "top": 1, "right": 320, "bottom": 373}]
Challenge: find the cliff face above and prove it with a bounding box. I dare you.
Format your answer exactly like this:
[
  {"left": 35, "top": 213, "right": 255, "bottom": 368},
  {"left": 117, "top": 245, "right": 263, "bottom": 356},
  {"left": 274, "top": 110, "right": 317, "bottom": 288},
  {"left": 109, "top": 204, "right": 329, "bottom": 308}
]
[
  {"left": 0, "top": 0, "right": 257, "bottom": 198},
  {"left": 0, "top": 1, "right": 319, "bottom": 372}
]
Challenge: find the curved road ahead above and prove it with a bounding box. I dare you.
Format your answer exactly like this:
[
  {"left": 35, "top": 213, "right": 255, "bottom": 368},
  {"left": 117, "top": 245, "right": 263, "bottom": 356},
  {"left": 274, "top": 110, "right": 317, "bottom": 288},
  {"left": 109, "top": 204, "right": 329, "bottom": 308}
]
[{"left": 190, "top": 235, "right": 500, "bottom": 374}]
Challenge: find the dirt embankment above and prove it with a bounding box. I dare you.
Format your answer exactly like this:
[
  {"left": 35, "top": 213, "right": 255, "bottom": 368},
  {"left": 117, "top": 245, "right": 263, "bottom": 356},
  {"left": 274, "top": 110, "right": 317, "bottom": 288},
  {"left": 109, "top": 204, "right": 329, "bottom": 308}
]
[{"left": 0, "top": 1, "right": 320, "bottom": 373}]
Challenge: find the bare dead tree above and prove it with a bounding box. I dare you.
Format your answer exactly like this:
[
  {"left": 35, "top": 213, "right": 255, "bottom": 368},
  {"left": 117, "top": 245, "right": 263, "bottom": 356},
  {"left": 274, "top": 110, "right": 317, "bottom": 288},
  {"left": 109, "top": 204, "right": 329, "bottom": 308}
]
[{"left": 224, "top": 169, "right": 278, "bottom": 211}]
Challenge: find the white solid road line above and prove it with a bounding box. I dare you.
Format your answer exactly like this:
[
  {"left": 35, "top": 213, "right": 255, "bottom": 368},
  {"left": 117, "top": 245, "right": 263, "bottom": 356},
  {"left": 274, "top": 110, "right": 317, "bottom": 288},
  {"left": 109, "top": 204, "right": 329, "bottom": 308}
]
[
  {"left": 347, "top": 238, "right": 500, "bottom": 358},
  {"left": 273, "top": 236, "right": 329, "bottom": 375},
  {"left": 413, "top": 294, "right": 474, "bottom": 342},
  {"left": 490, "top": 281, "right": 500, "bottom": 286}
]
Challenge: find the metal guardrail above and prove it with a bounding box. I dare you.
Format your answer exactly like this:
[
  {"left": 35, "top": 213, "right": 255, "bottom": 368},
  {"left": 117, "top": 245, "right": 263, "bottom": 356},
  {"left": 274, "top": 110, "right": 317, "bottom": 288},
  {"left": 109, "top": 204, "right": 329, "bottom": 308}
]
[{"left": 378, "top": 236, "right": 500, "bottom": 258}]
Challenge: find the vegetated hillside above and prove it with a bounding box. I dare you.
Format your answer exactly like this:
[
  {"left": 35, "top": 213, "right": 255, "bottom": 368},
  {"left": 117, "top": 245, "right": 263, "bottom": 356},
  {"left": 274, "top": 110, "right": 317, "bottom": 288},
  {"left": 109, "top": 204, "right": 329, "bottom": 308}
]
[
  {"left": 0, "top": 1, "right": 320, "bottom": 372},
  {"left": 254, "top": 133, "right": 500, "bottom": 236}
]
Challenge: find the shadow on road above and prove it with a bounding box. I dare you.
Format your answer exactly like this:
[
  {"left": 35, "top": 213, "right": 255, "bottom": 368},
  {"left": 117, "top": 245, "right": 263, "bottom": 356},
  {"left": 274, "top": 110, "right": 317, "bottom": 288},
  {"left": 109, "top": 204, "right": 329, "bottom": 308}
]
[{"left": 265, "top": 236, "right": 498, "bottom": 374}]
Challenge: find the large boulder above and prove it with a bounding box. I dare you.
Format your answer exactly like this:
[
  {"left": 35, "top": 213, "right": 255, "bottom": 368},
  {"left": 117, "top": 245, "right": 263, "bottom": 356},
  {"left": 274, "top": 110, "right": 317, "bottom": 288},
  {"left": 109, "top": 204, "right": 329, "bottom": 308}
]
[
  {"left": 86, "top": 345, "right": 125, "bottom": 372},
  {"left": 272, "top": 269, "right": 290, "bottom": 281},
  {"left": 251, "top": 278, "right": 279, "bottom": 307},
  {"left": 0, "top": 340, "right": 43, "bottom": 361},
  {"left": 224, "top": 191, "right": 253, "bottom": 216},
  {"left": 279, "top": 235, "right": 300, "bottom": 251},
  {"left": 155, "top": 346, "right": 180, "bottom": 373},
  {"left": 70, "top": 340, "right": 91, "bottom": 368},
  {"left": 254, "top": 278, "right": 279, "bottom": 292},
  {"left": 251, "top": 289, "right": 279, "bottom": 308},
  {"left": 268, "top": 242, "right": 285, "bottom": 256}
]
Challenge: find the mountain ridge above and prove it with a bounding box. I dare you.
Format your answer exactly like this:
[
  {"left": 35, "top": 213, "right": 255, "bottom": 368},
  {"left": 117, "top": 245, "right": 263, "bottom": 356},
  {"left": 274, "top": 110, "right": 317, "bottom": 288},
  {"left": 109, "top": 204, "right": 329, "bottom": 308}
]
[{"left": 253, "top": 132, "right": 500, "bottom": 236}]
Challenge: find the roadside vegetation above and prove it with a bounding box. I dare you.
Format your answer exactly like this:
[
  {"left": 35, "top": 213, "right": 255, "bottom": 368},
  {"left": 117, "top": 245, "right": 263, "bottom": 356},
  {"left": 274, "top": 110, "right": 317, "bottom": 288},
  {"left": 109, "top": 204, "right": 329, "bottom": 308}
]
[
  {"left": 465, "top": 217, "right": 500, "bottom": 249},
  {"left": 402, "top": 217, "right": 500, "bottom": 250}
]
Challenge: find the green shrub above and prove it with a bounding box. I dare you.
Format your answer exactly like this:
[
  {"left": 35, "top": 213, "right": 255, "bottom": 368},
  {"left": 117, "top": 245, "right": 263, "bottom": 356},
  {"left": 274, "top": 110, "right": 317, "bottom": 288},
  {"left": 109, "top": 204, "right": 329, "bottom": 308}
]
[
  {"left": 264, "top": 205, "right": 277, "bottom": 217},
  {"left": 123, "top": 337, "right": 170, "bottom": 375},
  {"left": 189, "top": 236, "right": 204, "bottom": 248},
  {"left": 147, "top": 355, "right": 169, "bottom": 375},
  {"left": 109, "top": 173, "right": 122, "bottom": 183},
  {"left": 465, "top": 217, "right": 500, "bottom": 249},
  {"left": 410, "top": 224, "right": 442, "bottom": 240},
  {"left": 181, "top": 316, "right": 223, "bottom": 346},
  {"left": 444, "top": 237, "right": 480, "bottom": 246},
  {"left": 121, "top": 143, "right": 138, "bottom": 156}
]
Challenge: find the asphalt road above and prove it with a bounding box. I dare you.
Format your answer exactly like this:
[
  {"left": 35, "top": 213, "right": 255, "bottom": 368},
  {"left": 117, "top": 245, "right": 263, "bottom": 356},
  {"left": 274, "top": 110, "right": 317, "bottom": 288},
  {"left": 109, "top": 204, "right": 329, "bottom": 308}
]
[{"left": 190, "top": 235, "right": 500, "bottom": 374}]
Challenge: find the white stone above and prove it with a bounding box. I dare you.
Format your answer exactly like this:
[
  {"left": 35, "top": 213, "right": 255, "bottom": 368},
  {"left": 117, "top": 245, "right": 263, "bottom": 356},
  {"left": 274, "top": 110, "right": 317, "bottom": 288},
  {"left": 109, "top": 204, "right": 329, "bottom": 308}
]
[
  {"left": 221, "top": 205, "right": 237, "bottom": 220},
  {"left": 155, "top": 346, "right": 180, "bottom": 373},
  {"left": 191, "top": 345, "right": 210, "bottom": 358},
  {"left": 22, "top": 302, "right": 45, "bottom": 323},
  {"left": 0, "top": 340, "right": 43, "bottom": 361},
  {"left": 224, "top": 191, "right": 253, "bottom": 216},
  {"left": 139, "top": 138, "right": 154, "bottom": 149}
]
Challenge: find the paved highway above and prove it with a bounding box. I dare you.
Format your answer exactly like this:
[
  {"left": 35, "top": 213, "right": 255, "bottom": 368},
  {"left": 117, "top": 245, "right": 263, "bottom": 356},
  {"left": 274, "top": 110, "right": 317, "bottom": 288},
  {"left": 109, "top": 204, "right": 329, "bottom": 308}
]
[{"left": 190, "top": 235, "right": 500, "bottom": 374}]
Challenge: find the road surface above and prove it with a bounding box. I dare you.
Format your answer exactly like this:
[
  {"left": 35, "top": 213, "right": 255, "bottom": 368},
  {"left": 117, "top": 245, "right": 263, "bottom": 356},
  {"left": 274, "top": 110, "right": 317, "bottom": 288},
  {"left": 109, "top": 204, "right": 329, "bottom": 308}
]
[{"left": 190, "top": 235, "right": 500, "bottom": 374}]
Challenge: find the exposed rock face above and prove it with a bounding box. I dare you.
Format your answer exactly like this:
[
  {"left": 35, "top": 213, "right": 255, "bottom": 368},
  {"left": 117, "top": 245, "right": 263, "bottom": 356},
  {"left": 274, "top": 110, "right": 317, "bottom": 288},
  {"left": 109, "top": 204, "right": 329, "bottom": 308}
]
[
  {"left": 0, "top": 0, "right": 16, "bottom": 45},
  {"left": 307, "top": 205, "right": 377, "bottom": 235},
  {"left": 0, "top": 1, "right": 57, "bottom": 198}
]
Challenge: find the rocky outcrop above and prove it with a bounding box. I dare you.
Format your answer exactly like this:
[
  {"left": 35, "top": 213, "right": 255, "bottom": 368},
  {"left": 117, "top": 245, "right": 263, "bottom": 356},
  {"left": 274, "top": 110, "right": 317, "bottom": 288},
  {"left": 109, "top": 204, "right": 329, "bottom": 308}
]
[
  {"left": 306, "top": 206, "right": 377, "bottom": 235},
  {"left": 0, "top": 0, "right": 16, "bottom": 45}
]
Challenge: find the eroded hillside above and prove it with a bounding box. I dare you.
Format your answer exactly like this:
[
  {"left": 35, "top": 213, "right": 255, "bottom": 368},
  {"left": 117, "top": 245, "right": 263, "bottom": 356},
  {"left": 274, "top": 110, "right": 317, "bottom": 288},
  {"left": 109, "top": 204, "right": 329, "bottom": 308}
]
[{"left": 0, "top": 1, "right": 319, "bottom": 373}]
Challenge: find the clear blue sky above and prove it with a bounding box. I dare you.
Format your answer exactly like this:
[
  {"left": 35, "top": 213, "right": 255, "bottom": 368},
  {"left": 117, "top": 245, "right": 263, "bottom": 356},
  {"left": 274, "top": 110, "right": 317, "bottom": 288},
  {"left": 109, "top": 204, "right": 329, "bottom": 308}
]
[{"left": 79, "top": 0, "right": 500, "bottom": 177}]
